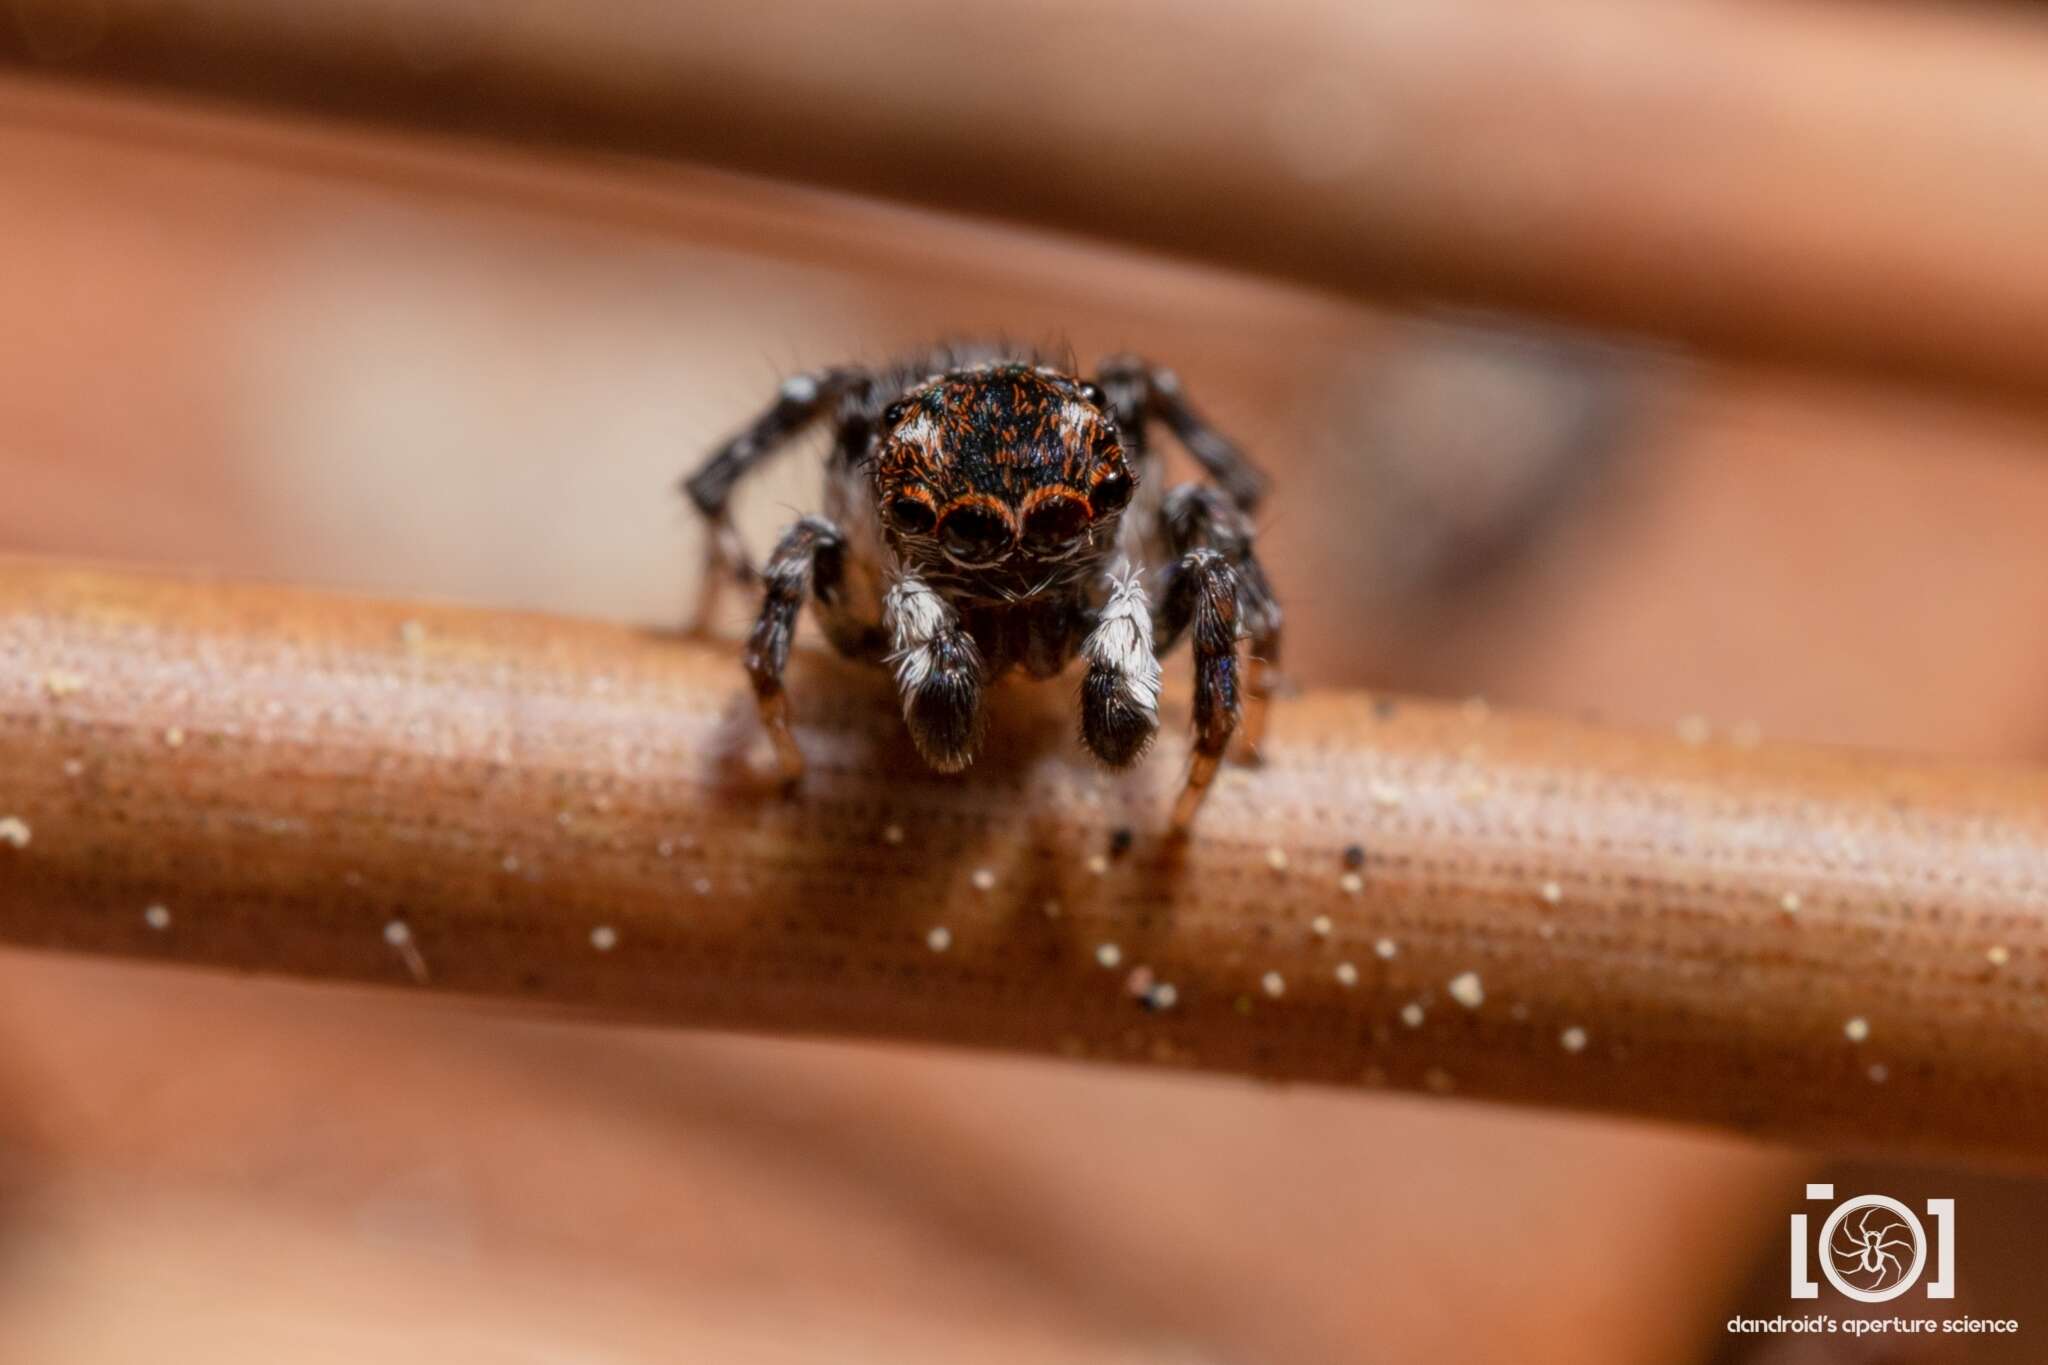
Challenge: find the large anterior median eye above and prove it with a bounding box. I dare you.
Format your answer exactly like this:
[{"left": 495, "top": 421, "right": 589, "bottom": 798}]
[
  {"left": 1090, "top": 469, "right": 1134, "bottom": 515},
  {"left": 938, "top": 503, "right": 1017, "bottom": 564},
  {"left": 1023, "top": 494, "right": 1090, "bottom": 551},
  {"left": 883, "top": 494, "right": 936, "bottom": 535}
]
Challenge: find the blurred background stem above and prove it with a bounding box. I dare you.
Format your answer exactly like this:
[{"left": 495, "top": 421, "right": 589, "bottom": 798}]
[{"left": 10, "top": 0, "right": 2048, "bottom": 405}]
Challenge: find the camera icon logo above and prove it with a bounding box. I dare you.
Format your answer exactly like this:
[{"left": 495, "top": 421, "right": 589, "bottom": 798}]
[{"left": 1791, "top": 1185, "right": 1955, "bottom": 1303}]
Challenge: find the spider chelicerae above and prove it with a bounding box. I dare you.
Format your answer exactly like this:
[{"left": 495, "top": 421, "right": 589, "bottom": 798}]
[{"left": 681, "top": 343, "right": 1282, "bottom": 831}]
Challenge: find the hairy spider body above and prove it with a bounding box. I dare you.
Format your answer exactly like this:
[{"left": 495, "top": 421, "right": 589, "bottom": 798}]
[{"left": 681, "top": 342, "right": 1282, "bottom": 831}]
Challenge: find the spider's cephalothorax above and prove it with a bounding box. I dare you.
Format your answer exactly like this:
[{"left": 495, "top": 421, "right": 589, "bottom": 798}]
[{"left": 682, "top": 344, "right": 1282, "bottom": 831}]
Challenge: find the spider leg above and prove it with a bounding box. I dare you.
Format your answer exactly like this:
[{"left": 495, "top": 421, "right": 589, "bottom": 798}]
[
  {"left": 681, "top": 366, "right": 871, "bottom": 633},
  {"left": 1156, "top": 546, "right": 1241, "bottom": 833},
  {"left": 885, "top": 574, "right": 986, "bottom": 772},
  {"left": 1160, "top": 483, "right": 1284, "bottom": 763},
  {"left": 742, "top": 516, "right": 850, "bottom": 789},
  {"left": 1094, "top": 355, "right": 1270, "bottom": 511},
  {"left": 1078, "top": 568, "right": 1162, "bottom": 767}
]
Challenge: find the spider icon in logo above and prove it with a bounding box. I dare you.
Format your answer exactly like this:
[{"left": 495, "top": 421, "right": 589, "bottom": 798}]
[
  {"left": 1790, "top": 1185, "right": 1954, "bottom": 1302},
  {"left": 1818, "top": 1196, "right": 1926, "bottom": 1302}
]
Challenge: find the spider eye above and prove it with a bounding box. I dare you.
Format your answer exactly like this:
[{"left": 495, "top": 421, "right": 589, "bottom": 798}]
[
  {"left": 883, "top": 494, "right": 936, "bottom": 535},
  {"left": 882, "top": 399, "right": 911, "bottom": 425},
  {"left": 1022, "top": 494, "right": 1090, "bottom": 550},
  {"left": 1079, "top": 381, "right": 1107, "bottom": 407},
  {"left": 938, "top": 504, "right": 1017, "bottom": 565},
  {"left": 1090, "top": 470, "right": 1134, "bottom": 515}
]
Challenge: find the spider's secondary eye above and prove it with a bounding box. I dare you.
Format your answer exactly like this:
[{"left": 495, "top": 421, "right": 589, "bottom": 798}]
[
  {"left": 1090, "top": 470, "right": 1134, "bottom": 515},
  {"left": 1023, "top": 494, "right": 1090, "bottom": 549},
  {"left": 938, "top": 504, "right": 1017, "bottom": 564},
  {"left": 1079, "top": 381, "right": 1107, "bottom": 407},
  {"left": 882, "top": 399, "right": 911, "bottom": 425},
  {"left": 884, "top": 495, "right": 936, "bottom": 535}
]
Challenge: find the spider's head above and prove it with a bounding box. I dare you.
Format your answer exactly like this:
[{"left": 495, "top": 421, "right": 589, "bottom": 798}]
[{"left": 871, "top": 364, "right": 1134, "bottom": 577}]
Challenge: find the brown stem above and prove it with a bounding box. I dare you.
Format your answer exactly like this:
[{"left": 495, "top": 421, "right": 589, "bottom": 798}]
[{"left": 2, "top": 558, "right": 2045, "bottom": 1167}]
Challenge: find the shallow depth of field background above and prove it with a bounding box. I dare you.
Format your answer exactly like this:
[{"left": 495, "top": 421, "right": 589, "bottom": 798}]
[{"left": 3, "top": 12, "right": 2048, "bottom": 1362}]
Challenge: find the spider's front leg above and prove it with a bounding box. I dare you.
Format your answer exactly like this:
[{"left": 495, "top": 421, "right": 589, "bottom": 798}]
[
  {"left": 681, "top": 367, "right": 870, "bottom": 634},
  {"left": 1161, "top": 484, "right": 1284, "bottom": 762},
  {"left": 884, "top": 575, "right": 986, "bottom": 772},
  {"left": 1079, "top": 569, "right": 1162, "bottom": 766},
  {"left": 743, "top": 515, "right": 850, "bottom": 789},
  {"left": 1156, "top": 546, "right": 1242, "bottom": 833}
]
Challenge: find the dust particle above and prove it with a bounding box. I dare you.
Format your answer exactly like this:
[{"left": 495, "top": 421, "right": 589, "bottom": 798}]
[{"left": 1448, "top": 971, "right": 1485, "bottom": 1009}]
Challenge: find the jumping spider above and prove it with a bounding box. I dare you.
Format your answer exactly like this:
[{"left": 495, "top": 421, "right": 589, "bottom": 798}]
[{"left": 681, "top": 343, "right": 1282, "bottom": 831}]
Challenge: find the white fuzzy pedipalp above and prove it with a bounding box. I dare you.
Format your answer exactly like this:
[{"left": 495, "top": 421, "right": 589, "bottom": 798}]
[
  {"left": 1081, "top": 569, "right": 1161, "bottom": 720},
  {"left": 884, "top": 573, "right": 955, "bottom": 703}
]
